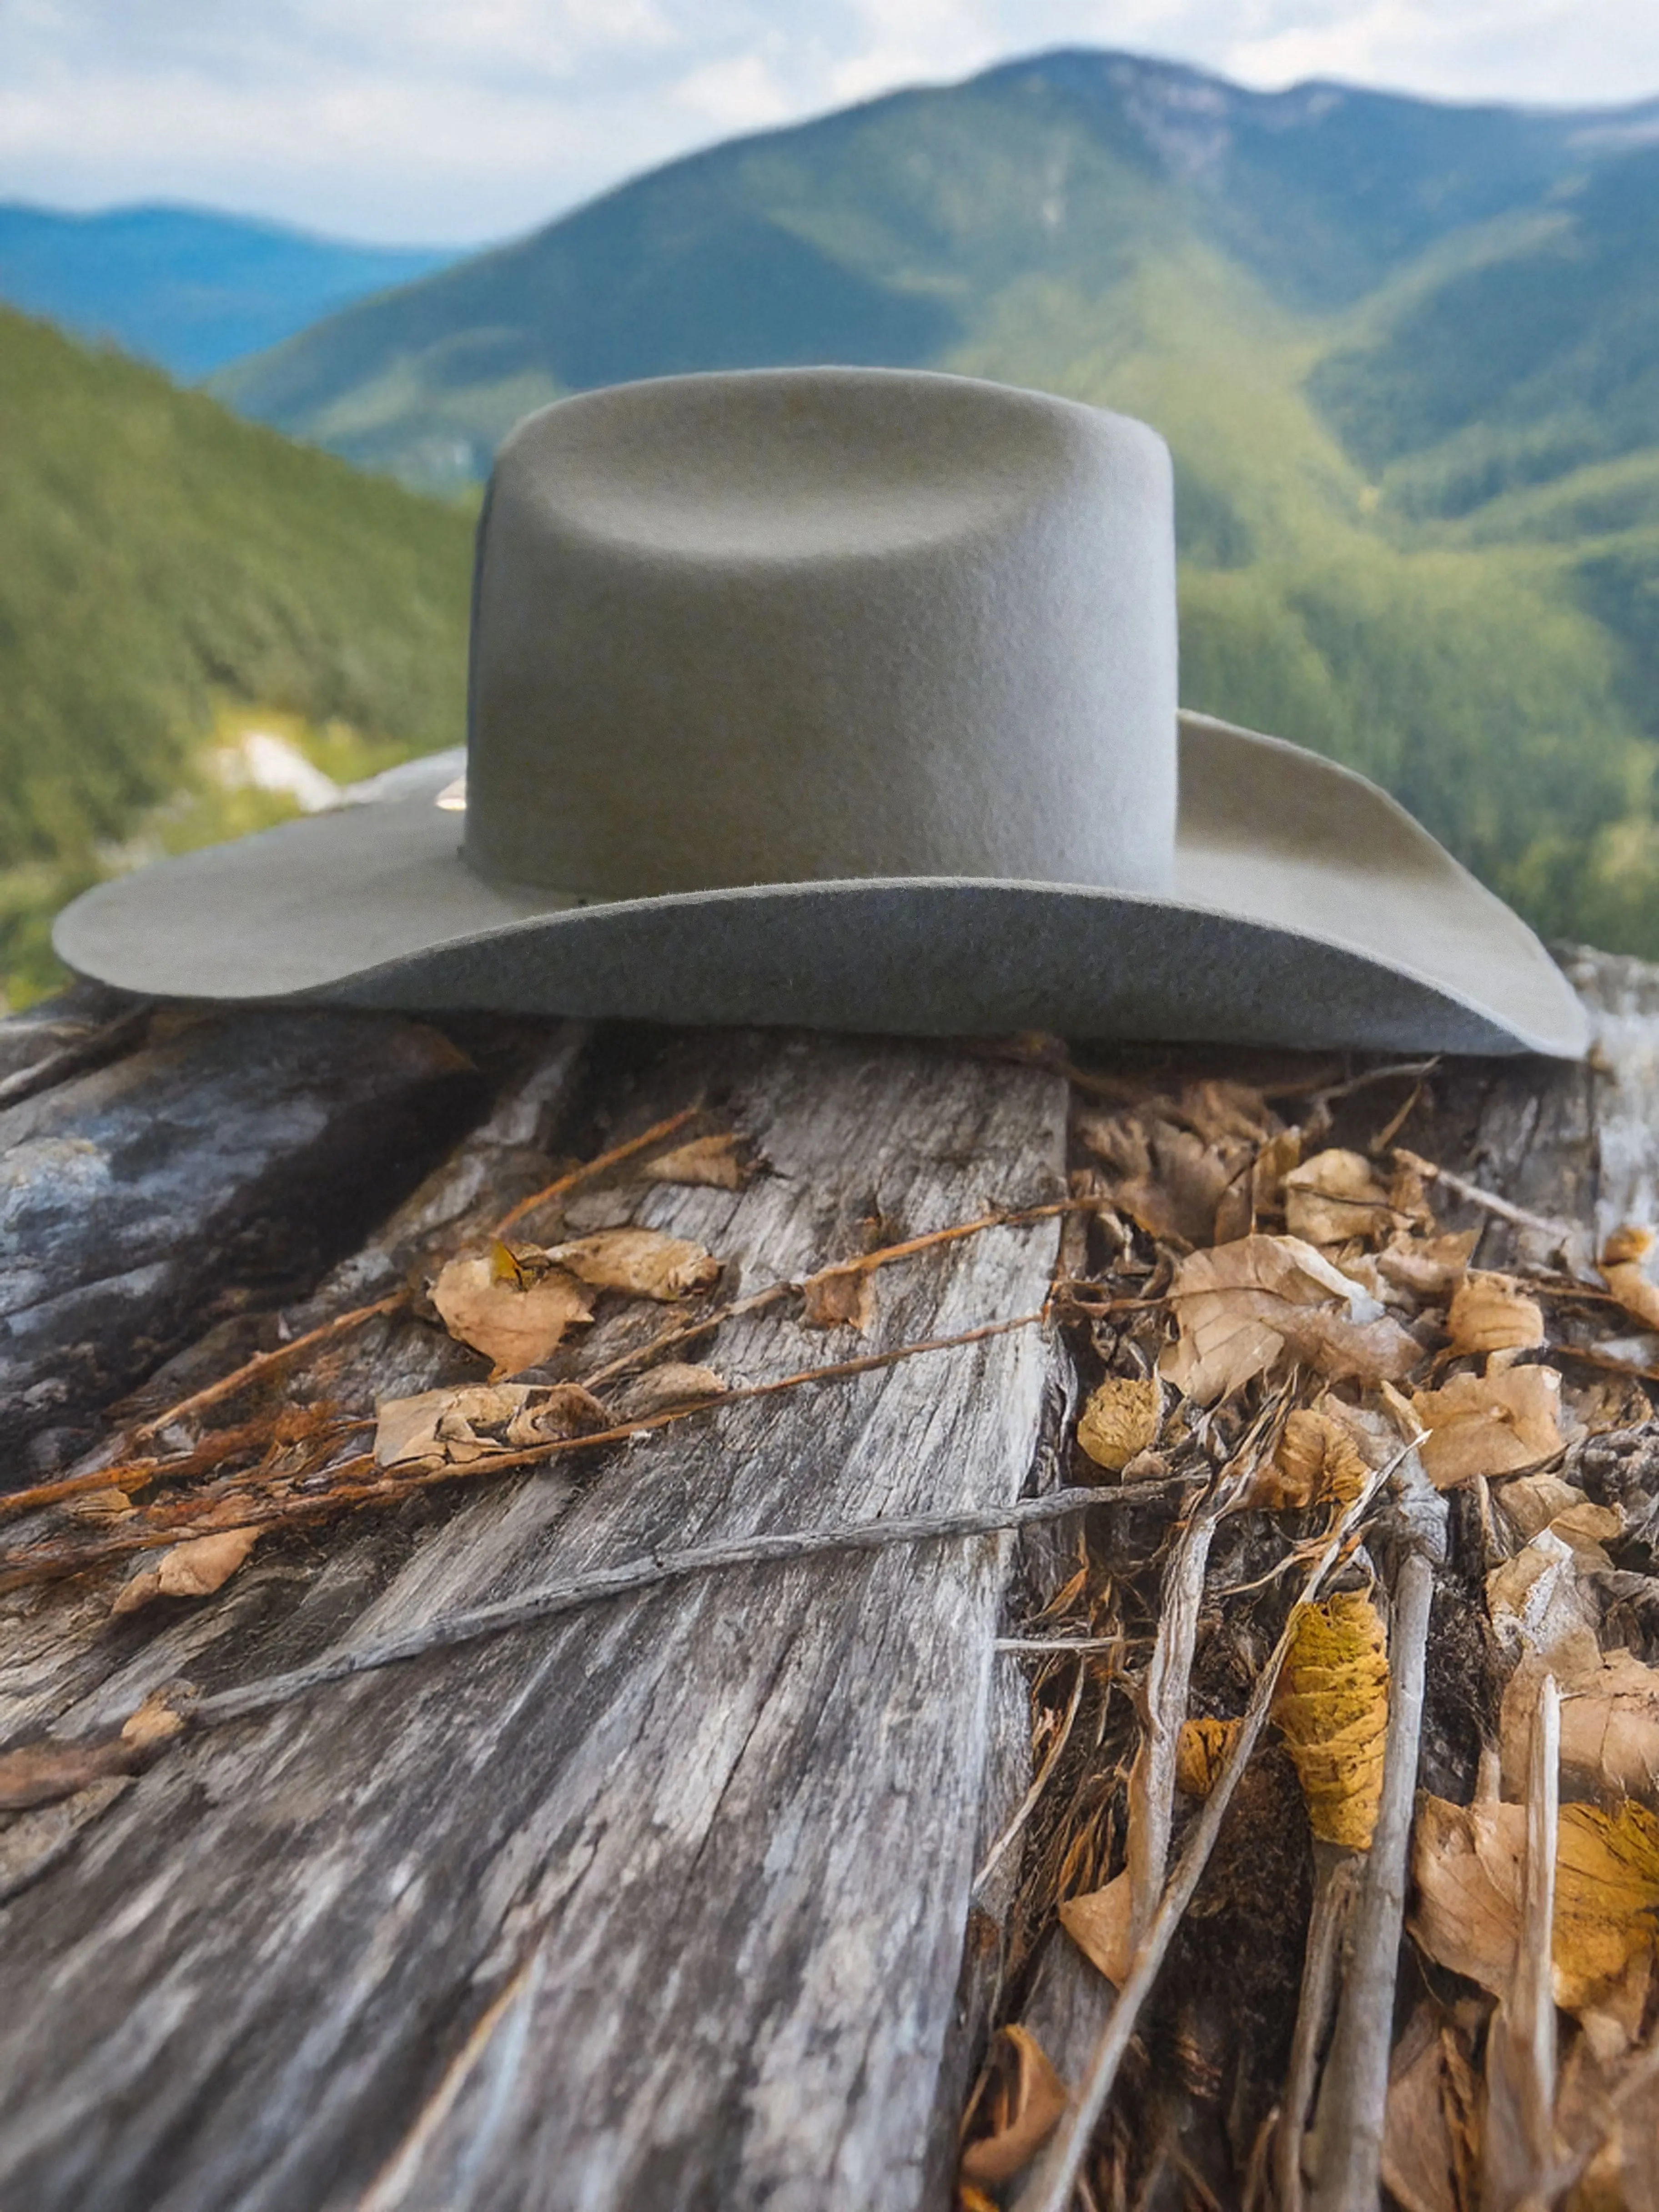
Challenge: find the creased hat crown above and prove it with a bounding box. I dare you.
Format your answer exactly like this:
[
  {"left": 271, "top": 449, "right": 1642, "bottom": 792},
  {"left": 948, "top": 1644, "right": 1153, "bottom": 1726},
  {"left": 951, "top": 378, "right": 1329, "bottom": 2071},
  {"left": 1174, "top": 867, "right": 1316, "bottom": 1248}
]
[{"left": 465, "top": 367, "right": 1178, "bottom": 900}]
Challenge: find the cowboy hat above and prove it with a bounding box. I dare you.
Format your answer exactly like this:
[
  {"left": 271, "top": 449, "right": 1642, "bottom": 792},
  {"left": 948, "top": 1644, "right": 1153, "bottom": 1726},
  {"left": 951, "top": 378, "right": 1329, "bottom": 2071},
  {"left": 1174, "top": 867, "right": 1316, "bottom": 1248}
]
[{"left": 55, "top": 367, "right": 1587, "bottom": 1057}]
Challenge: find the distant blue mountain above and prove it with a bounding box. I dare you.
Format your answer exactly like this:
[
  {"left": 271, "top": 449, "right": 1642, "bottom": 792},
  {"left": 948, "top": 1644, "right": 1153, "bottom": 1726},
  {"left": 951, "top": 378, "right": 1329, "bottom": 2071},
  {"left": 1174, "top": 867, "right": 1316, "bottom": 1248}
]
[{"left": 0, "top": 204, "right": 457, "bottom": 378}]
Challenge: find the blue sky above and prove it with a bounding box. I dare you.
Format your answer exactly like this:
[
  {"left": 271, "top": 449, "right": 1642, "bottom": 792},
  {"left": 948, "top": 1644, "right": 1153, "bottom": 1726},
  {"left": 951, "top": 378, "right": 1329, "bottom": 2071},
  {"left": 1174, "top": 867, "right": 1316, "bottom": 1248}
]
[{"left": 5, "top": 0, "right": 1659, "bottom": 246}]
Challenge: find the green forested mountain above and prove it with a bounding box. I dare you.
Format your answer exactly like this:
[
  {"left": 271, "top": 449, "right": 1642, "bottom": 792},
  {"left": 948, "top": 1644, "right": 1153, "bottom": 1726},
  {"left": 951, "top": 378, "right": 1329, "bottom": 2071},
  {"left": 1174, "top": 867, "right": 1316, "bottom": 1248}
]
[
  {"left": 213, "top": 51, "right": 1659, "bottom": 963},
  {"left": 0, "top": 307, "right": 473, "bottom": 1001}
]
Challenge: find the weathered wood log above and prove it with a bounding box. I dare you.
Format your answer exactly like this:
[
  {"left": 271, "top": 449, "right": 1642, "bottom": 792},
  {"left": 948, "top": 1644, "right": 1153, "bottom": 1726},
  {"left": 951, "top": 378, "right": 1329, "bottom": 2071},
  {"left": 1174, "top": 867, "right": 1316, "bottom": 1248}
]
[
  {"left": 0, "top": 1021, "right": 1068, "bottom": 2211},
  {"left": 1, "top": 952, "right": 1657, "bottom": 2212}
]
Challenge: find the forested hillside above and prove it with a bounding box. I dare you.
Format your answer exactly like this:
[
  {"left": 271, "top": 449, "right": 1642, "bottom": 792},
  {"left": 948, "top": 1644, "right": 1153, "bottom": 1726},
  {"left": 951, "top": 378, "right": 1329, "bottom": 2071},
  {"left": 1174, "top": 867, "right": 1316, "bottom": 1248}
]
[
  {"left": 214, "top": 51, "right": 1659, "bottom": 964},
  {"left": 0, "top": 307, "right": 473, "bottom": 1003}
]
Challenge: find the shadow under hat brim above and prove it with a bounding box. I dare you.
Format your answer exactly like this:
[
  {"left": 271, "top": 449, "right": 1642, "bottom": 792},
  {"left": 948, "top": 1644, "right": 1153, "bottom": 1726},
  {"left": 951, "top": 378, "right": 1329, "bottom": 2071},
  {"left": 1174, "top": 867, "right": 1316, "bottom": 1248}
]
[{"left": 52, "top": 714, "right": 1588, "bottom": 1058}]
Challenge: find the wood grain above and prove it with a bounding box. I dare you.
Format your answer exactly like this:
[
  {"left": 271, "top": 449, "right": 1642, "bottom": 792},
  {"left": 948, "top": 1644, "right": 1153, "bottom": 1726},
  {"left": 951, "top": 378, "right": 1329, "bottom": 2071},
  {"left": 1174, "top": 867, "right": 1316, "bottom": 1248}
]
[{"left": 0, "top": 1025, "right": 1067, "bottom": 2212}]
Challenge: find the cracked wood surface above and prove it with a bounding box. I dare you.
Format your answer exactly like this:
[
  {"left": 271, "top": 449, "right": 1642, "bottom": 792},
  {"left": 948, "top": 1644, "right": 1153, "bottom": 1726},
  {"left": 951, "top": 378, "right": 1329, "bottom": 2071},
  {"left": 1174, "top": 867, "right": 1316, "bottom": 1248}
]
[{"left": 0, "top": 1021, "right": 1068, "bottom": 2212}]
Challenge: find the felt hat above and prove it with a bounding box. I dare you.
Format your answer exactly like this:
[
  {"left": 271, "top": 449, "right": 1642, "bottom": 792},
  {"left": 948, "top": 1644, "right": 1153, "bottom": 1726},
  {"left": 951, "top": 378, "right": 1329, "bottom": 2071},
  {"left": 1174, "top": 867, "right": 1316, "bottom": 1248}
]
[{"left": 55, "top": 367, "right": 1586, "bottom": 1057}]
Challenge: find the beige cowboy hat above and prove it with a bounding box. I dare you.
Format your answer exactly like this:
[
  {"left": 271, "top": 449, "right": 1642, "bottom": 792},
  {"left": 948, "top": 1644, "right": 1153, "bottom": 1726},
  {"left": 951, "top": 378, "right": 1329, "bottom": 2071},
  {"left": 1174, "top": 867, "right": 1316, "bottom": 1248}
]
[{"left": 56, "top": 367, "right": 1586, "bottom": 1057}]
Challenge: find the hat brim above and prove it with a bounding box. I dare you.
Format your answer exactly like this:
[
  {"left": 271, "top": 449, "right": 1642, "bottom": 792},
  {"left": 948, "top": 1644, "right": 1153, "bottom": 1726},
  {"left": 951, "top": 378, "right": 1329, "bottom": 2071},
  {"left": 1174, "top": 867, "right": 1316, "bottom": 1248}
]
[{"left": 53, "top": 713, "right": 1587, "bottom": 1057}]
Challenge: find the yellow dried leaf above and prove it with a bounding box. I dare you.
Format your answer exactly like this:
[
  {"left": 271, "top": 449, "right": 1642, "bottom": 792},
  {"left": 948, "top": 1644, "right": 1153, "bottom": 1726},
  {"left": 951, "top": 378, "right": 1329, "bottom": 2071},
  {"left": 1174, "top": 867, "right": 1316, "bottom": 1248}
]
[
  {"left": 1411, "top": 1795, "right": 1659, "bottom": 2025},
  {"left": 1077, "top": 1376, "right": 1161, "bottom": 1473},
  {"left": 1159, "top": 1233, "right": 1420, "bottom": 1405},
  {"left": 1283, "top": 1149, "right": 1393, "bottom": 1246},
  {"left": 618, "top": 1362, "right": 728, "bottom": 1418},
  {"left": 1272, "top": 1591, "right": 1389, "bottom": 1849},
  {"left": 647, "top": 1132, "right": 747, "bottom": 1189},
  {"left": 1059, "top": 1867, "right": 1134, "bottom": 1987},
  {"left": 1446, "top": 1271, "right": 1545, "bottom": 1357},
  {"left": 1175, "top": 1716, "right": 1241, "bottom": 1800},
  {"left": 958, "top": 2025, "right": 1068, "bottom": 2189},
  {"left": 543, "top": 1228, "right": 720, "bottom": 1301},
  {"left": 1253, "top": 1407, "right": 1370, "bottom": 1510},
  {"left": 111, "top": 1526, "right": 259, "bottom": 1616},
  {"left": 1410, "top": 1364, "right": 1563, "bottom": 1488},
  {"left": 431, "top": 1254, "right": 593, "bottom": 1377},
  {"left": 802, "top": 1267, "right": 877, "bottom": 1333}
]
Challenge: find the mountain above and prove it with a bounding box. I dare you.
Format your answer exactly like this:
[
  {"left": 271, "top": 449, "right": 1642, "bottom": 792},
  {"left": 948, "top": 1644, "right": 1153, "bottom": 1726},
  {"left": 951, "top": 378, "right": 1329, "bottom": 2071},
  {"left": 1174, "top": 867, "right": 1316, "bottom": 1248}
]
[
  {"left": 0, "top": 306, "right": 473, "bottom": 1004},
  {"left": 213, "top": 51, "right": 1659, "bottom": 963},
  {"left": 0, "top": 204, "right": 455, "bottom": 379}
]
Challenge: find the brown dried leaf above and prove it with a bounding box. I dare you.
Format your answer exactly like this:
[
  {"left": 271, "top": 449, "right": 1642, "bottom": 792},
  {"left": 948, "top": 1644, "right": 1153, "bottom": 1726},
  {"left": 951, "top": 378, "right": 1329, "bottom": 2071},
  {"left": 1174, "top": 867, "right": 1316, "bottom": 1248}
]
[
  {"left": 1377, "top": 1228, "right": 1479, "bottom": 1301},
  {"left": 1158, "top": 1233, "right": 1420, "bottom": 1405},
  {"left": 1059, "top": 1866, "right": 1134, "bottom": 1987},
  {"left": 1251, "top": 1126, "right": 1303, "bottom": 1222},
  {"left": 958, "top": 2025, "right": 1069, "bottom": 2189},
  {"left": 1411, "top": 1364, "right": 1563, "bottom": 1488},
  {"left": 1284, "top": 1148, "right": 1393, "bottom": 1246},
  {"left": 1175, "top": 1716, "right": 1241, "bottom": 1800},
  {"left": 543, "top": 1228, "right": 720, "bottom": 1301},
  {"left": 504, "top": 1383, "right": 612, "bottom": 1446},
  {"left": 0, "top": 1736, "right": 136, "bottom": 1812},
  {"left": 1079, "top": 1101, "right": 1255, "bottom": 1248},
  {"left": 1381, "top": 2004, "right": 1481, "bottom": 2212},
  {"left": 1410, "top": 1795, "right": 1659, "bottom": 2027},
  {"left": 1446, "top": 1271, "right": 1546, "bottom": 1357},
  {"left": 1253, "top": 1406, "right": 1370, "bottom": 1510},
  {"left": 1555, "top": 1648, "right": 1659, "bottom": 1803},
  {"left": 1494, "top": 1471, "right": 1600, "bottom": 1543},
  {"left": 375, "top": 1382, "right": 535, "bottom": 1467},
  {"left": 1272, "top": 1590, "right": 1389, "bottom": 1849},
  {"left": 617, "top": 1363, "right": 729, "bottom": 1419},
  {"left": 110, "top": 1526, "right": 259, "bottom": 1616},
  {"left": 646, "top": 1132, "right": 748, "bottom": 1189},
  {"left": 431, "top": 1254, "right": 593, "bottom": 1377},
  {"left": 119, "top": 1685, "right": 192, "bottom": 1754},
  {"left": 1077, "top": 1376, "right": 1162, "bottom": 1473},
  {"left": 802, "top": 1267, "right": 877, "bottom": 1333},
  {"left": 61, "top": 1485, "right": 137, "bottom": 1526}
]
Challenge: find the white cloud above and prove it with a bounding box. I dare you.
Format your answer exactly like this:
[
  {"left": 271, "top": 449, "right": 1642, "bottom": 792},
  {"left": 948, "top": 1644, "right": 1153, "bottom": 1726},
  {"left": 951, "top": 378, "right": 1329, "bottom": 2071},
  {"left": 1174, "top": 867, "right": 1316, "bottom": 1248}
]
[{"left": 1, "top": 0, "right": 1659, "bottom": 245}]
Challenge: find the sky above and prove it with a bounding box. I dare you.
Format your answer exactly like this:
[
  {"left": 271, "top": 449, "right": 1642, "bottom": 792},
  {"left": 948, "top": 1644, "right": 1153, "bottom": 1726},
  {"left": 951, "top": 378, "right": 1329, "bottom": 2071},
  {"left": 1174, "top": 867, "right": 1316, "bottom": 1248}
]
[{"left": 5, "top": 0, "right": 1659, "bottom": 247}]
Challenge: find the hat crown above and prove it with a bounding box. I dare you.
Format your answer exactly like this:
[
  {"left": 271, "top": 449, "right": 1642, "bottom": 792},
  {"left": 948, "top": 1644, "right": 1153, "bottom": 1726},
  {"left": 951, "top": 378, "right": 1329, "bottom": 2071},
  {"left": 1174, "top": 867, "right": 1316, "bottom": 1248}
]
[{"left": 464, "top": 367, "right": 1178, "bottom": 900}]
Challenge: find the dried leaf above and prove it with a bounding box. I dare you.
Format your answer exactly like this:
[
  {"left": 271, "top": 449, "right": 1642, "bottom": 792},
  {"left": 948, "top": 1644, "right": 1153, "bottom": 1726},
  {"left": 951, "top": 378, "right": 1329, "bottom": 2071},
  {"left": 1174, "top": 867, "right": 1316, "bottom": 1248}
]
[
  {"left": 1059, "top": 1867, "right": 1134, "bottom": 1987},
  {"left": 431, "top": 1254, "right": 593, "bottom": 1377},
  {"left": 119, "top": 1686, "right": 192, "bottom": 1754},
  {"left": 1159, "top": 1233, "right": 1420, "bottom": 1405},
  {"left": 617, "top": 1363, "right": 728, "bottom": 1419},
  {"left": 1377, "top": 1228, "right": 1479, "bottom": 1301},
  {"left": 1555, "top": 1648, "right": 1659, "bottom": 1803},
  {"left": 543, "top": 1228, "right": 720, "bottom": 1301},
  {"left": 1251, "top": 1126, "right": 1303, "bottom": 1222},
  {"left": 1284, "top": 1148, "right": 1392, "bottom": 1246},
  {"left": 1602, "top": 1226, "right": 1659, "bottom": 1330},
  {"left": 1272, "top": 1590, "right": 1389, "bottom": 1849},
  {"left": 1381, "top": 2003, "right": 1481, "bottom": 2212},
  {"left": 802, "top": 1267, "right": 877, "bottom": 1333},
  {"left": 1411, "top": 1365, "right": 1563, "bottom": 1488},
  {"left": 375, "top": 1382, "right": 534, "bottom": 1467},
  {"left": 1446, "top": 1271, "right": 1546, "bottom": 1357},
  {"left": 647, "top": 1132, "right": 747, "bottom": 1189},
  {"left": 0, "top": 1736, "right": 136, "bottom": 1812},
  {"left": 959, "top": 2025, "right": 1069, "bottom": 2188},
  {"left": 61, "top": 1485, "right": 137, "bottom": 1526},
  {"left": 1494, "top": 1472, "right": 1601, "bottom": 1543},
  {"left": 1253, "top": 1406, "right": 1370, "bottom": 1510},
  {"left": 111, "top": 1526, "right": 259, "bottom": 1616},
  {"left": 1077, "top": 1376, "right": 1162, "bottom": 1473},
  {"left": 1079, "top": 1104, "right": 1253, "bottom": 1248},
  {"left": 1411, "top": 1795, "right": 1659, "bottom": 2028},
  {"left": 1175, "top": 1716, "right": 1241, "bottom": 1800},
  {"left": 504, "top": 1383, "right": 612, "bottom": 1446}
]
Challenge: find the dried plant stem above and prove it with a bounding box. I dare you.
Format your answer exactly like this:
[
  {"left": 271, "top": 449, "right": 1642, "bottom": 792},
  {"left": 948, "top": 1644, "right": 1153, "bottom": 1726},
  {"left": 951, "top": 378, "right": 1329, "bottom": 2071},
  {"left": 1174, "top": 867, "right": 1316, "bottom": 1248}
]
[
  {"left": 0, "top": 1314, "right": 1061, "bottom": 1591},
  {"left": 1273, "top": 1846, "right": 1362, "bottom": 2212},
  {"left": 974, "top": 1655, "right": 1090, "bottom": 1898},
  {"left": 1307, "top": 1547, "right": 1435, "bottom": 2212},
  {"left": 187, "top": 1484, "right": 1131, "bottom": 1727},
  {"left": 1484, "top": 1672, "right": 1560, "bottom": 2212},
  {"left": 1128, "top": 1505, "right": 1218, "bottom": 1945},
  {"left": 493, "top": 1104, "right": 701, "bottom": 1235},
  {"left": 129, "top": 1293, "right": 407, "bottom": 1444},
  {"left": 1395, "top": 1150, "right": 1579, "bottom": 1248},
  {"left": 1011, "top": 1438, "right": 1424, "bottom": 2212}
]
